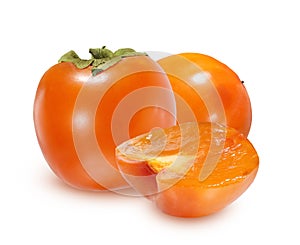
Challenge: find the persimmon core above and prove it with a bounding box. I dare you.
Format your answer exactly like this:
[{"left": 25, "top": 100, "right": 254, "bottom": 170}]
[{"left": 148, "top": 155, "right": 178, "bottom": 173}]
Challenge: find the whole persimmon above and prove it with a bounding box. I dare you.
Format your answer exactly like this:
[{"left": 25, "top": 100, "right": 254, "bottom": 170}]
[
  {"left": 34, "top": 47, "right": 176, "bottom": 191},
  {"left": 158, "top": 53, "right": 252, "bottom": 136}
]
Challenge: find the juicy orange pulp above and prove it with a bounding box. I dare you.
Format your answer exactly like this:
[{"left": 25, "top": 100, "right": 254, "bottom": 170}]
[{"left": 116, "top": 122, "right": 259, "bottom": 217}]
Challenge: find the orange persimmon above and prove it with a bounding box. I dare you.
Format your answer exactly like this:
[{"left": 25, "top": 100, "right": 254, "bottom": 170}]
[
  {"left": 116, "top": 122, "right": 259, "bottom": 217},
  {"left": 34, "top": 47, "right": 176, "bottom": 191},
  {"left": 158, "top": 53, "right": 252, "bottom": 136}
]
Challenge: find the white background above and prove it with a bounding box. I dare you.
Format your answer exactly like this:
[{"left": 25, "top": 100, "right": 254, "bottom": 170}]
[{"left": 1, "top": 0, "right": 299, "bottom": 244}]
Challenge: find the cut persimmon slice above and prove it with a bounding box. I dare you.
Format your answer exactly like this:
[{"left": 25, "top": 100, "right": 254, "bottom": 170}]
[{"left": 116, "top": 122, "right": 259, "bottom": 217}]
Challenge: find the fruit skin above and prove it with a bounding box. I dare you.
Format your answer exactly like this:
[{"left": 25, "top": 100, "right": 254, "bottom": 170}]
[
  {"left": 155, "top": 167, "right": 258, "bottom": 218},
  {"left": 34, "top": 56, "right": 176, "bottom": 191},
  {"left": 158, "top": 53, "right": 252, "bottom": 136},
  {"left": 116, "top": 122, "right": 259, "bottom": 217}
]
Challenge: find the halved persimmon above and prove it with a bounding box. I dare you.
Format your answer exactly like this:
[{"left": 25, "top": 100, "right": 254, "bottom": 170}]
[{"left": 116, "top": 122, "right": 259, "bottom": 217}]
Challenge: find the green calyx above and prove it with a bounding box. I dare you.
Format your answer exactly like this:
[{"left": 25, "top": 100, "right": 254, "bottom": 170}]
[{"left": 58, "top": 46, "right": 147, "bottom": 76}]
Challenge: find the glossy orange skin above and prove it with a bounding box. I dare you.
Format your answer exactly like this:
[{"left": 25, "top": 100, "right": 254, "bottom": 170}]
[
  {"left": 155, "top": 167, "right": 258, "bottom": 217},
  {"left": 34, "top": 56, "right": 176, "bottom": 191},
  {"left": 158, "top": 53, "right": 252, "bottom": 136},
  {"left": 116, "top": 122, "right": 259, "bottom": 217}
]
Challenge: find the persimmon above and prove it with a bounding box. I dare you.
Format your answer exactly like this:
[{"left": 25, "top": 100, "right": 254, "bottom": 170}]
[
  {"left": 34, "top": 47, "right": 176, "bottom": 191},
  {"left": 158, "top": 53, "right": 252, "bottom": 136},
  {"left": 116, "top": 122, "right": 259, "bottom": 217}
]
